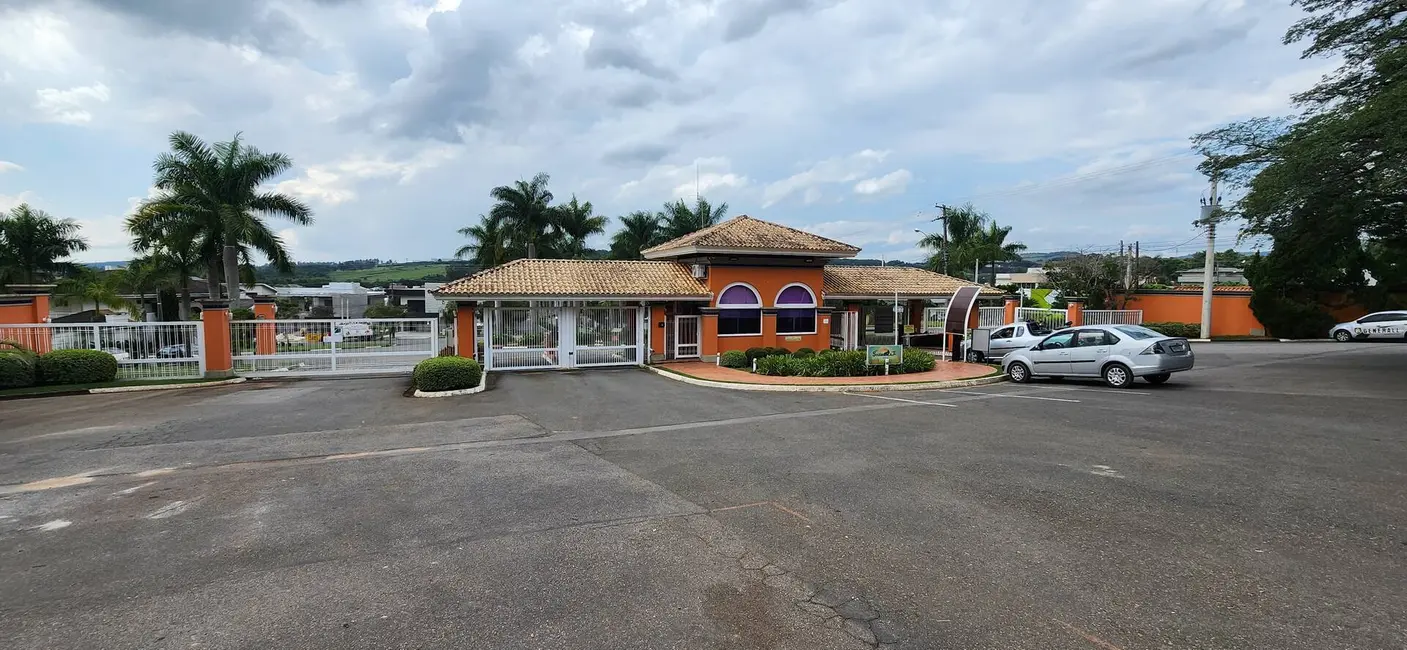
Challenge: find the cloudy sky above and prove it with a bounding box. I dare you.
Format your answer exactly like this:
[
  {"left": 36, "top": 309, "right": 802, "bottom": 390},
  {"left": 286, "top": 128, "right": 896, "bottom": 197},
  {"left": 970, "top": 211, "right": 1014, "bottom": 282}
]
[{"left": 0, "top": 0, "right": 1329, "bottom": 265}]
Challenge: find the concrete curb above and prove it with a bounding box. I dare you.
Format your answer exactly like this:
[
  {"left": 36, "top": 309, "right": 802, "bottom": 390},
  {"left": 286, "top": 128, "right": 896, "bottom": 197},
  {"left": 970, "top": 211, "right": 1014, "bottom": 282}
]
[
  {"left": 412, "top": 369, "right": 488, "bottom": 398},
  {"left": 645, "top": 364, "right": 1007, "bottom": 393},
  {"left": 88, "top": 377, "right": 247, "bottom": 394}
]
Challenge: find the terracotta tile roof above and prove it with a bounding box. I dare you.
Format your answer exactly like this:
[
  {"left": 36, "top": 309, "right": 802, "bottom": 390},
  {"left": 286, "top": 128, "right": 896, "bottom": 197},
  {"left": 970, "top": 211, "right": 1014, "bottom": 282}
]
[
  {"left": 642, "top": 215, "right": 861, "bottom": 258},
  {"left": 822, "top": 266, "right": 1002, "bottom": 297},
  {"left": 1169, "top": 284, "right": 1253, "bottom": 293},
  {"left": 434, "top": 259, "right": 711, "bottom": 299}
]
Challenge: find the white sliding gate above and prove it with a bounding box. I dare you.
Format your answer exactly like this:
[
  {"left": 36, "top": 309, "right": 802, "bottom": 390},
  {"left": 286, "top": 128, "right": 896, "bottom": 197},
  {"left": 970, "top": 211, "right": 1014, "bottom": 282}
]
[
  {"left": 484, "top": 305, "right": 644, "bottom": 371},
  {"left": 1082, "top": 310, "right": 1143, "bottom": 325},
  {"left": 674, "top": 315, "right": 700, "bottom": 359},
  {"left": 229, "top": 318, "right": 437, "bottom": 377},
  {"left": 1016, "top": 307, "right": 1070, "bottom": 330},
  {"left": 0, "top": 322, "right": 204, "bottom": 381}
]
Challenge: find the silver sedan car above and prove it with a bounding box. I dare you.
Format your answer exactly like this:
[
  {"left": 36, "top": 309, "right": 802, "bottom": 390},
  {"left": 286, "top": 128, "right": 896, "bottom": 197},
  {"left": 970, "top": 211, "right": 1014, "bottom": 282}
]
[{"left": 1001, "top": 324, "right": 1194, "bottom": 388}]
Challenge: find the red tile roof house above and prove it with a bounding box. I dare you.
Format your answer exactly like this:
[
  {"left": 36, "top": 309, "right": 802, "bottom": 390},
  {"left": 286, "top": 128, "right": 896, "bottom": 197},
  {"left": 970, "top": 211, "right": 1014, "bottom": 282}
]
[{"left": 434, "top": 215, "right": 1001, "bottom": 371}]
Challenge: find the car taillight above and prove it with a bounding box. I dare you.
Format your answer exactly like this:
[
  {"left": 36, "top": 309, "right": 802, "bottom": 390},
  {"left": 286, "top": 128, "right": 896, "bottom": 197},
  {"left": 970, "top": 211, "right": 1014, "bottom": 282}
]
[{"left": 1141, "top": 342, "right": 1166, "bottom": 355}]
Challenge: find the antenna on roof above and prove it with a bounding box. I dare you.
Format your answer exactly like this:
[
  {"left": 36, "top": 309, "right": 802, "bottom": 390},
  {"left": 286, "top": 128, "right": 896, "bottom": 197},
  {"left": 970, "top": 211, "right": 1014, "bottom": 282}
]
[{"left": 695, "top": 161, "right": 700, "bottom": 202}]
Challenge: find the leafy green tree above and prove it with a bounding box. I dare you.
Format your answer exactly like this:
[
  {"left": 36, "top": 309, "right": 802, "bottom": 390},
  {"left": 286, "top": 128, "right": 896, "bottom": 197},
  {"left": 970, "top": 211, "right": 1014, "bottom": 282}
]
[
  {"left": 552, "top": 195, "right": 607, "bottom": 259},
  {"left": 0, "top": 204, "right": 89, "bottom": 286},
  {"left": 610, "top": 211, "right": 665, "bottom": 260},
  {"left": 129, "top": 131, "right": 313, "bottom": 303},
  {"left": 660, "top": 196, "right": 729, "bottom": 240},
  {"left": 108, "top": 257, "right": 163, "bottom": 321},
  {"left": 455, "top": 213, "right": 512, "bottom": 269},
  {"left": 917, "top": 203, "right": 990, "bottom": 279},
  {"left": 489, "top": 173, "right": 558, "bottom": 258},
  {"left": 56, "top": 268, "right": 133, "bottom": 315},
  {"left": 972, "top": 222, "right": 1027, "bottom": 285}
]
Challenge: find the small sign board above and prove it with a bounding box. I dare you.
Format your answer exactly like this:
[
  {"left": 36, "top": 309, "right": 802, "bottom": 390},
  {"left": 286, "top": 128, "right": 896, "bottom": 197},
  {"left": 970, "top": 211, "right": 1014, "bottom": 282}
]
[
  {"left": 903, "top": 324, "right": 916, "bottom": 334},
  {"left": 866, "top": 344, "right": 903, "bottom": 366},
  {"left": 784, "top": 335, "right": 803, "bottom": 342}
]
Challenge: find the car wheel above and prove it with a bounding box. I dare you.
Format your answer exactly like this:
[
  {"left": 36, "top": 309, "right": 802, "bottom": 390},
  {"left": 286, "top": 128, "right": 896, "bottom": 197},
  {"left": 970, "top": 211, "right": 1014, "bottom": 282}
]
[
  {"left": 1007, "top": 361, "right": 1031, "bottom": 383},
  {"left": 1145, "top": 373, "right": 1171, "bottom": 385},
  {"left": 1102, "top": 363, "right": 1133, "bottom": 389},
  {"left": 965, "top": 350, "right": 985, "bottom": 363},
  {"left": 1333, "top": 329, "right": 1352, "bottom": 342}
]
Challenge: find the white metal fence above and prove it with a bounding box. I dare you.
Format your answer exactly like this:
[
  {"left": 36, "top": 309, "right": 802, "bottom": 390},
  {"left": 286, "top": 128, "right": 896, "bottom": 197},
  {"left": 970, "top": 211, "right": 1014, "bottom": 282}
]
[
  {"left": 229, "top": 318, "right": 437, "bottom": 377},
  {"left": 978, "top": 306, "right": 1006, "bottom": 328},
  {"left": 486, "top": 307, "right": 562, "bottom": 370},
  {"left": 575, "top": 307, "right": 640, "bottom": 367},
  {"left": 1082, "top": 310, "right": 1144, "bottom": 325},
  {"left": 1016, "top": 307, "right": 1070, "bottom": 330},
  {"left": 674, "top": 315, "right": 700, "bottom": 358},
  {"left": 0, "top": 322, "right": 204, "bottom": 381},
  {"left": 922, "top": 307, "right": 946, "bottom": 333}
]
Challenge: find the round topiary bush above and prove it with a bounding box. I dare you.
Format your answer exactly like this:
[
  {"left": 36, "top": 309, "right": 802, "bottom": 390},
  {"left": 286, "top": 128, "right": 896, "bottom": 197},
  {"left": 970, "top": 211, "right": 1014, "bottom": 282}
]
[
  {"left": 36, "top": 349, "right": 119, "bottom": 385},
  {"left": 720, "top": 350, "right": 748, "bottom": 368},
  {"left": 0, "top": 341, "right": 38, "bottom": 389},
  {"left": 902, "top": 348, "right": 937, "bottom": 373},
  {"left": 744, "top": 347, "right": 769, "bottom": 362},
  {"left": 413, "top": 356, "right": 483, "bottom": 392},
  {"left": 792, "top": 347, "right": 816, "bottom": 358}
]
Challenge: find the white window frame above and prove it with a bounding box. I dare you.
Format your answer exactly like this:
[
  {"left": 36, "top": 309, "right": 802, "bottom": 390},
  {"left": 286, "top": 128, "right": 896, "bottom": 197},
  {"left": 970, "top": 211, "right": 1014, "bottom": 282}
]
[
  {"left": 773, "top": 282, "right": 818, "bottom": 335},
  {"left": 717, "top": 282, "right": 763, "bottom": 337}
]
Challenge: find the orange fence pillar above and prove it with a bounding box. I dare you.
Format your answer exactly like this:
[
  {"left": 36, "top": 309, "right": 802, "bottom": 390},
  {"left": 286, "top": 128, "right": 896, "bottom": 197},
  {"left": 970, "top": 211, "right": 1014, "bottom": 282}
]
[
  {"left": 650, "top": 305, "right": 667, "bottom": 359},
  {"left": 455, "top": 302, "right": 476, "bottom": 359},
  {"left": 201, "top": 300, "right": 235, "bottom": 378},
  {"left": 252, "top": 297, "right": 277, "bottom": 356},
  {"left": 762, "top": 311, "right": 779, "bottom": 349},
  {"left": 1066, "top": 297, "right": 1085, "bottom": 327},
  {"left": 1004, "top": 295, "right": 1019, "bottom": 324},
  {"left": 700, "top": 311, "right": 719, "bottom": 359}
]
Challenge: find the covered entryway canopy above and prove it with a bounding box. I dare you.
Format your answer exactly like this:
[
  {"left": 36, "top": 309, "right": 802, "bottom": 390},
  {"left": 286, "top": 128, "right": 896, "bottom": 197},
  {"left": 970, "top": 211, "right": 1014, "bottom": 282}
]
[
  {"left": 434, "top": 259, "right": 712, "bottom": 371},
  {"left": 820, "top": 265, "right": 1005, "bottom": 349}
]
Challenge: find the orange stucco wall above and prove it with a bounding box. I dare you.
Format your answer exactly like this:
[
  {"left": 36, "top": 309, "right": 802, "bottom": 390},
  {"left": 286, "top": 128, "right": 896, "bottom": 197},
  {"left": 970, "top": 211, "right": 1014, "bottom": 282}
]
[
  {"left": 706, "top": 266, "right": 827, "bottom": 353},
  {"left": 201, "top": 307, "right": 233, "bottom": 375},
  {"left": 650, "top": 306, "right": 667, "bottom": 355},
  {"left": 0, "top": 303, "right": 36, "bottom": 324},
  {"left": 456, "top": 304, "right": 476, "bottom": 358},
  {"left": 1126, "top": 293, "right": 1265, "bottom": 337}
]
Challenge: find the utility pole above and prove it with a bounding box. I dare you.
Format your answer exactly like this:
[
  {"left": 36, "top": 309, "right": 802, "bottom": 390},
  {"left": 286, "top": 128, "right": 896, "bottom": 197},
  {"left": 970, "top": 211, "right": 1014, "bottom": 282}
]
[
  {"left": 934, "top": 204, "right": 950, "bottom": 275},
  {"left": 1200, "top": 175, "right": 1220, "bottom": 339}
]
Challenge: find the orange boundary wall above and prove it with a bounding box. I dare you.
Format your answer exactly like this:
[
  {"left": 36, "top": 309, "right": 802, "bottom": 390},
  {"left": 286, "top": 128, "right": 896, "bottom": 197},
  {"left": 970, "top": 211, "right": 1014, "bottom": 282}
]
[{"left": 1125, "top": 291, "right": 1265, "bottom": 337}]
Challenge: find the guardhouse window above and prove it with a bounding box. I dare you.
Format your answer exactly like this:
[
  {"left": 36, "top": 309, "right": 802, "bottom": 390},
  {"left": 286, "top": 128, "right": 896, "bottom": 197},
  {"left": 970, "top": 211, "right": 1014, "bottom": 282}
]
[
  {"left": 775, "top": 284, "right": 817, "bottom": 335},
  {"left": 718, "top": 284, "right": 762, "bottom": 336}
]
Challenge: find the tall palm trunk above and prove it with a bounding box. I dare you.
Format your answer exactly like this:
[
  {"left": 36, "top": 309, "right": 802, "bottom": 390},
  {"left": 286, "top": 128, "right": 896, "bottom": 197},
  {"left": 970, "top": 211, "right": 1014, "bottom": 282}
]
[
  {"left": 223, "top": 244, "right": 240, "bottom": 306},
  {"left": 179, "top": 278, "right": 191, "bottom": 321},
  {"left": 207, "top": 258, "right": 222, "bottom": 302}
]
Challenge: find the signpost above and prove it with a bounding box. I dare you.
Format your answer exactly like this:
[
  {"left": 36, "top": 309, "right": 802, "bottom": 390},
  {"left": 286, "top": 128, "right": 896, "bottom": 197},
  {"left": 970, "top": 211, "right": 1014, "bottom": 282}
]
[{"left": 866, "top": 344, "right": 903, "bottom": 372}]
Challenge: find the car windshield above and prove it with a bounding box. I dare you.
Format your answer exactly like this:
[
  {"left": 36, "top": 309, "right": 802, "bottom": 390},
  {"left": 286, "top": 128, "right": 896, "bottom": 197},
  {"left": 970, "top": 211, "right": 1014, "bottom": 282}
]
[
  {"left": 1114, "top": 325, "right": 1165, "bottom": 340},
  {"left": 1025, "top": 321, "right": 1053, "bottom": 335}
]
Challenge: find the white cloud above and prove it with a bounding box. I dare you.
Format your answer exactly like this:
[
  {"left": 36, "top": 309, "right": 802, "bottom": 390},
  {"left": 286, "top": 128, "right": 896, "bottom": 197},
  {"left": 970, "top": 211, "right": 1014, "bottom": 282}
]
[
  {"left": 0, "top": 191, "right": 39, "bottom": 212},
  {"left": 33, "top": 83, "right": 110, "bottom": 124},
  {"left": 275, "top": 146, "right": 462, "bottom": 206},
  {"left": 617, "top": 157, "right": 751, "bottom": 201},
  {"left": 853, "top": 169, "right": 912, "bottom": 197},
  {"left": 0, "top": 161, "right": 24, "bottom": 174},
  {"left": 763, "top": 150, "right": 889, "bottom": 207}
]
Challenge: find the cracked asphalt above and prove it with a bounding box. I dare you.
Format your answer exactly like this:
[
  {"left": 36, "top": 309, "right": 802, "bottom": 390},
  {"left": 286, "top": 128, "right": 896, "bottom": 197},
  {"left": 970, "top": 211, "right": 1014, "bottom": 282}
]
[{"left": 1, "top": 341, "right": 1405, "bottom": 649}]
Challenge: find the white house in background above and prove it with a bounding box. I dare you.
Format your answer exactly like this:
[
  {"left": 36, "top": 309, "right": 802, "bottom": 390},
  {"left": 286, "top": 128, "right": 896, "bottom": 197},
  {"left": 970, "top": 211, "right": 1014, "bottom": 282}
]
[
  {"left": 1175, "top": 266, "right": 1248, "bottom": 285},
  {"left": 385, "top": 282, "right": 445, "bottom": 317},
  {"left": 994, "top": 267, "right": 1049, "bottom": 289},
  {"left": 270, "top": 282, "right": 384, "bottom": 318}
]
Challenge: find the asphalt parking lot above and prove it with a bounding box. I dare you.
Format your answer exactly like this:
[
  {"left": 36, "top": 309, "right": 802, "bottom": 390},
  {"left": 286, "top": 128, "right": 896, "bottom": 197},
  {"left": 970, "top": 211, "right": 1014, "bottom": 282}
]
[{"left": 2, "top": 342, "right": 1404, "bottom": 649}]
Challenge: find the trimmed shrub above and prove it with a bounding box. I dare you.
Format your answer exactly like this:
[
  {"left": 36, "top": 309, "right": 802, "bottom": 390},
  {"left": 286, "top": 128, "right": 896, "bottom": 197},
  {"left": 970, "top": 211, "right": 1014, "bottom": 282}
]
[
  {"left": 754, "top": 355, "right": 797, "bottom": 376},
  {"left": 795, "top": 355, "right": 832, "bottom": 377},
  {"left": 0, "top": 341, "right": 38, "bottom": 389},
  {"left": 823, "top": 350, "right": 868, "bottom": 377},
  {"left": 769, "top": 347, "right": 791, "bottom": 357},
  {"left": 1143, "top": 322, "right": 1201, "bottom": 338},
  {"left": 36, "top": 349, "right": 119, "bottom": 385},
  {"left": 413, "top": 356, "right": 483, "bottom": 392},
  {"left": 720, "top": 350, "right": 748, "bottom": 368},
  {"left": 744, "top": 347, "right": 769, "bottom": 362},
  {"left": 902, "top": 348, "right": 936, "bottom": 374},
  {"left": 792, "top": 347, "right": 816, "bottom": 358}
]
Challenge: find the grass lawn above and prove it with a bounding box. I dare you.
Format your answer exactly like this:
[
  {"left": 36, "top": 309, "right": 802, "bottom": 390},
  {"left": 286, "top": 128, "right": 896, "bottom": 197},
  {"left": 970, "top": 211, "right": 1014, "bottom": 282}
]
[{"left": 0, "top": 377, "right": 231, "bottom": 399}]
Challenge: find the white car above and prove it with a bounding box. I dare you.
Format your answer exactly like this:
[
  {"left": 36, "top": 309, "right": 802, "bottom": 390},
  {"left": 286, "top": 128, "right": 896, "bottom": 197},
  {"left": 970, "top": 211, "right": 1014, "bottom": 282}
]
[
  {"left": 1001, "top": 324, "right": 1195, "bottom": 388},
  {"left": 101, "top": 347, "right": 131, "bottom": 361},
  {"left": 1331, "top": 311, "right": 1407, "bottom": 342},
  {"left": 966, "top": 321, "right": 1053, "bottom": 363}
]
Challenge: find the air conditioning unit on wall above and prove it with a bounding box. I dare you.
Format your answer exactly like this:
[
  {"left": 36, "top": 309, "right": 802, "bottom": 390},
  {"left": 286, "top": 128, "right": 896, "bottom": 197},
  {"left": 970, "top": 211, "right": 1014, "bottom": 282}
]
[{"left": 691, "top": 264, "right": 708, "bottom": 279}]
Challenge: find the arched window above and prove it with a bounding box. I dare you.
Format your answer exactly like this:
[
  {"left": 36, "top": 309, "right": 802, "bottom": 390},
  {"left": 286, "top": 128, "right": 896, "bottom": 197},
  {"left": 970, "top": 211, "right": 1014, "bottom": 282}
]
[
  {"left": 717, "top": 283, "right": 762, "bottom": 336},
  {"left": 775, "top": 283, "right": 817, "bottom": 335}
]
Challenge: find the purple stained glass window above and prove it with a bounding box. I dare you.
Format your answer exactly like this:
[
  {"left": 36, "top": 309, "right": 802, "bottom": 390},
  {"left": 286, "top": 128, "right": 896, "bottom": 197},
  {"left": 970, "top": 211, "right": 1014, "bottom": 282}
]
[
  {"left": 719, "top": 285, "right": 760, "bottom": 306},
  {"left": 777, "top": 285, "right": 814, "bottom": 305}
]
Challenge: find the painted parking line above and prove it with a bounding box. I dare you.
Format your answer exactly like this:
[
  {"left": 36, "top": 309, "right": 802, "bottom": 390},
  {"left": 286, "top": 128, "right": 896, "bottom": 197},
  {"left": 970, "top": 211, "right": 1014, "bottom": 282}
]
[
  {"left": 842, "top": 392, "right": 958, "bottom": 408},
  {"left": 1028, "top": 385, "right": 1152, "bottom": 397},
  {"left": 938, "top": 389, "right": 1081, "bottom": 403}
]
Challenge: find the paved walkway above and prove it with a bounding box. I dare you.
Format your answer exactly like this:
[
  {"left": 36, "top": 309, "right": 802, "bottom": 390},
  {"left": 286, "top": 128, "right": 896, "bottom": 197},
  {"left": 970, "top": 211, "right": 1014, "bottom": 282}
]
[{"left": 658, "top": 360, "right": 995, "bottom": 385}]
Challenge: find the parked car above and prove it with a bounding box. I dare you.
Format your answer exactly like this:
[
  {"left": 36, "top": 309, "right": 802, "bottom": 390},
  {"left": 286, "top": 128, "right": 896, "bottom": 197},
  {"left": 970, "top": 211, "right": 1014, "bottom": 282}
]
[
  {"left": 1001, "top": 324, "right": 1194, "bottom": 388},
  {"left": 1330, "top": 311, "right": 1407, "bottom": 342},
  {"left": 156, "top": 344, "right": 194, "bottom": 358},
  {"left": 101, "top": 347, "right": 131, "bottom": 361},
  {"left": 337, "top": 321, "right": 374, "bottom": 339},
  {"left": 965, "top": 321, "right": 1053, "bottom": 362}
]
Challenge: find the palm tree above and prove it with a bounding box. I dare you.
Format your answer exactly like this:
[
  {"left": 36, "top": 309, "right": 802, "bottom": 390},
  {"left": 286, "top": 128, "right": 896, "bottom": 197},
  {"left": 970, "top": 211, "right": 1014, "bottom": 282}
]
[
  {"left": 661, "top": 196, "right": 729, "bottom": 240},
  {"left": 55, "top": 268, "right": 133, "bottom": 316},
  {"left": 973, "top": 222, "right": 1027, "bottom": 285},
  {"left": 129, "top": 131, "right": 313, "bottom": 303},
  {"left": 127, "top": 213, "right": 205, "bottom": 320},
  {"left": 109, "top": 258, "right": 162, "bottom": 321},
  {"left": 489, "top": 173, "right": 557, "bottom": 258},
  {"left": 610, "top": 211, "right": 665, "bottom": 260},
  {"left": 0, "top": 204, "right": 89, "bottom": 286},
  {"left": 918, "top": 203, "right": 988, "bottom": 278},
  {"left": 552, "top": 195, "right": 607, "bottom": 259},
  {"left": 455, "top": 213, "right": 512, "bottom": 269}
]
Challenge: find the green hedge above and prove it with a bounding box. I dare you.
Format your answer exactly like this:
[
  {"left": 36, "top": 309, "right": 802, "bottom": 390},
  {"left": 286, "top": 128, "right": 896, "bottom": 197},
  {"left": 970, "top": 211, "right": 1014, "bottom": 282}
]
[
  {"left": 744, "top": 347, "right": 791, "bottom": 362},
  {"left": 720, "top": 350, "right": 748, "bottom": 368},
  {"left": 902, "top": 349, "right": 936, "bottom": 373},
  {"left": 0, "top": 341, "right": 38, "bottom": 389},
  {"left": 1143, "top": 322, "right": 1201, "bottom": 338},
  {"left": 413, "top": 356, "right": 483, "bottom": 392},
  {"left": 36, "top": 349, "right": 119, "bottom": 385}
]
